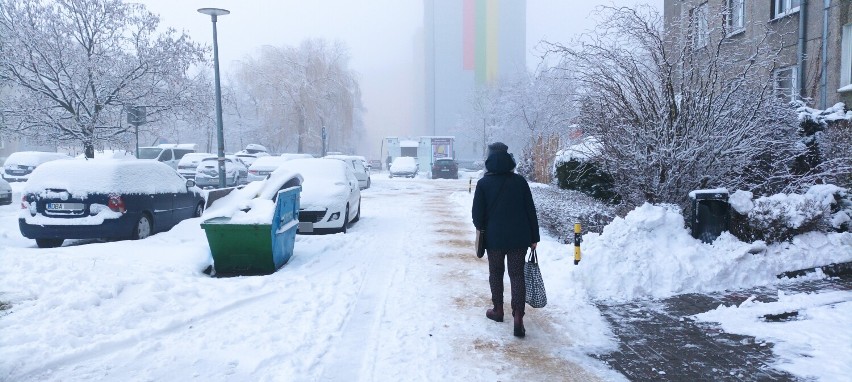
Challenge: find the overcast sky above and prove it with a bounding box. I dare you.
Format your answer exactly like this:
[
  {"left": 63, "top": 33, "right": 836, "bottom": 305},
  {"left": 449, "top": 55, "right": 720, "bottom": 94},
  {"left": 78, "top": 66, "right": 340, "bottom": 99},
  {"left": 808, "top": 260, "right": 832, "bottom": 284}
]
[{"left": 139, "top": 0, "right": 664, "bottom": 156}]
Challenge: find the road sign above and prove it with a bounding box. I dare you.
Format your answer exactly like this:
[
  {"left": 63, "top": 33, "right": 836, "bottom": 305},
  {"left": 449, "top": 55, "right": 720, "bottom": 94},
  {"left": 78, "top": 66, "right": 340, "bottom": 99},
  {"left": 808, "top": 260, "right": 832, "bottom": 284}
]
[{"left": 127, "top": 106, "right": 147, "bottom": 125}]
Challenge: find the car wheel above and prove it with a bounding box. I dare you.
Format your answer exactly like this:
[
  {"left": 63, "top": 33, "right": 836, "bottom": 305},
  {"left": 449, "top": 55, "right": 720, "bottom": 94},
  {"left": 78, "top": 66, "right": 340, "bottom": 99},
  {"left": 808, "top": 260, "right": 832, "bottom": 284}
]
[
  {"left": 388, "top": 174, "right": 393, "bottom": 178},
  {"left": 193, "top": 202, "right": 204, "bottom": 218},
  {"left": 36, "top": 238, "right": 63, "bottom": 248},
  {"left": 340, "top": 205, "right": 349, "bottom": 234},
  {"left": 352, "top": 199, "right": 361, "bottom": 223},
  {"left": 133, "top": 213, "right": 152, "bottom": 240}
]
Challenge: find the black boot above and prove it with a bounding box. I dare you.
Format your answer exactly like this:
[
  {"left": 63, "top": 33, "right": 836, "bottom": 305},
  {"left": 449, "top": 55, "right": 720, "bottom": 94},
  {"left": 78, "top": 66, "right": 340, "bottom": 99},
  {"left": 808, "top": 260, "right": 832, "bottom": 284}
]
[
  {"left": 486, "top": 307, "right": 504, "bottom": 322},
  {"left": 513, "top": 312, "right": 525, "bottom": 338}
]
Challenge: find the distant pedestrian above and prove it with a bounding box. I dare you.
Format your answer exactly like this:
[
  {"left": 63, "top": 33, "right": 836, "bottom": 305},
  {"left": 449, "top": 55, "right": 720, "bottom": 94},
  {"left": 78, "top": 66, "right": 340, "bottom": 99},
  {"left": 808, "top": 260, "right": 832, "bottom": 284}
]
[
  {"left": 472, "top": 142, "right": 540, "bottom": 338},
  {"left": 386, "top": 155, "right": 392, "bottom": 171}
]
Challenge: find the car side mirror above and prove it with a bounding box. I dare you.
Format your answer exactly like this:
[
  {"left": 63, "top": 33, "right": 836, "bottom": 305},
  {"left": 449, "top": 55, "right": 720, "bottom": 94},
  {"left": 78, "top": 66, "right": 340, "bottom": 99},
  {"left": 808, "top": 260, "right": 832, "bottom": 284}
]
[{"left": 186, "top": 179, "right": 196, "bottom": 188}]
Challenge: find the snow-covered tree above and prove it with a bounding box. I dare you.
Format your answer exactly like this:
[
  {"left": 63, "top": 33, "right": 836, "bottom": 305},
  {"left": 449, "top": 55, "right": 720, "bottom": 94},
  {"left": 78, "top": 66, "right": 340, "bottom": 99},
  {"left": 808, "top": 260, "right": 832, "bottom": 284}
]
[
  {"left": 231, "top": 39, "right": 363, "bottom": 155},
  {"left": 547, "top": 5, "right": 801, "bottom": 208},
  {"left": 0, "top": 0, "right": 207, "bottom": 157}
]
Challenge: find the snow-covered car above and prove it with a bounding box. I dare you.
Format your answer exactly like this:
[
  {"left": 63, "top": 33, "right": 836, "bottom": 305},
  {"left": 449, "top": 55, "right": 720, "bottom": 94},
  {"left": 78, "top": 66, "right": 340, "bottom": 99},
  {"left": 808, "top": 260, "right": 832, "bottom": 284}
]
[
  {"left": 235, "top": 153, "right": 262, "bottom": 167},
  {"left": 0, "top": 178, "right": 12, "bottom": 205},
  {"left": 2, "top": 151, "right": 71, "bottom": 182},
  {"left": 18, "top": 160, "right": 204, "bottom": 248},
  {"left": 274, "top": 158, "right": 361, "bottom": 234},
  {"left": 389, "top": 157, "right": 418, "bottom": 178},
  {"left": 236, "top": 143, "right": 270, "bottom": 156},
  {"left": 325, "top": 155, "right": 371, "bottom": 189},
  {"left": 177, "top": 153, "right": 215, "bottom": 180},
  {"left": 247, "top": 156, "right": 293, "bottom": 182},
  {"left": 194, "top": 156, "right": 245, "bottom": 188},
  {"left": 227, "top": 155, "right": 249, "bottom": 183},
  {"left": 137, "top": 144, "right": 196, "bottom": 169}
]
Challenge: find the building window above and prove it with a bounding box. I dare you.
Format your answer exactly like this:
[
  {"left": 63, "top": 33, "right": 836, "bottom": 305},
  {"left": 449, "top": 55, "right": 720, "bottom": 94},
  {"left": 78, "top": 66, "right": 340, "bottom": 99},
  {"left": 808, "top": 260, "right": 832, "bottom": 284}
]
[
  {"left": 774, "top": 66, "right": 798, "bottom": 102},
  {"left": 771, "top": 0, "right": 800, "bottom": 19},
  {"left": 726, "top": 0, "right": 745, "bottom": 34},
  {"left": 690, "top": 3, "right": 709, "bottom": 49},
  {"left": 841, "top": 23, "right": 852, "bottom": 91}
]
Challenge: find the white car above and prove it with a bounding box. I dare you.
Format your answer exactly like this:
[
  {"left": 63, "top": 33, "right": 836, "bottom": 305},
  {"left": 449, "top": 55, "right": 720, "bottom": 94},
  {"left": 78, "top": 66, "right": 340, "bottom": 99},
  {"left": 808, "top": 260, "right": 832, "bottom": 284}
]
[
  {"left": 177, "top": 153, "right": 215, "bottom": 180},
  {"left": 325, "top": 155, "right": 371, "bottom": 189},
  {"left": 274, "top": 158, "right": 361, "bottom": 234},
  {"left": 389, "top": 157, "right": 418, "bottom": 178},
  {"left": 3, "top": 151, "right": 71, "bottom": 182},
  {"left": 194, "top": 157, "right": 245, "bottom": 188},
  {"left": 236, "top": 143, "right": 270, "bottom": 156},
  {"left": 280, "top": 153, "right": 314, "bottom": 160},
  {"left": 0, "top": 178, "right": 12, "bottom": 205},
  {"left": 247, "top": 156, "right": 292, "bottom": 182},
  {"left": 235, "top": 153, "right": 261, "bottom": 167},
  {"left": 137, "top": 145, "right": 195, "bottom": 169}
]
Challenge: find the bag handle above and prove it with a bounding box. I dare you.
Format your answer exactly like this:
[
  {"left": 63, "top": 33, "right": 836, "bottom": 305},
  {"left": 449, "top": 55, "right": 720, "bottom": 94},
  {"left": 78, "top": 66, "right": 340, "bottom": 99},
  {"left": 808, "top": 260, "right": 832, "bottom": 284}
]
[{"left": 527, "top": 248, "right": 538, "bottom": 264}]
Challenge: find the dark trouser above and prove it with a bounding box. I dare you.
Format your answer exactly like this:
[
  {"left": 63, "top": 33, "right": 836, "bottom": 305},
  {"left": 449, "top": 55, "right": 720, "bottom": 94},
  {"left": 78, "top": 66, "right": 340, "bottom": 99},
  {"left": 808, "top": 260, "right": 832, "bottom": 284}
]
[{"left": 487, "top": 248, "right": 527, "bottom": 317}]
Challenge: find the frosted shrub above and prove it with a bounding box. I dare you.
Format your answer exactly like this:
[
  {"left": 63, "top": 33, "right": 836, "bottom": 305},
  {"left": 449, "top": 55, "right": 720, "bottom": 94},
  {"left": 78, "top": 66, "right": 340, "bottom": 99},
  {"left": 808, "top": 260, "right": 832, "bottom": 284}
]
[{"left": 730, "top": 185, "right": 849, "bottom": 243}]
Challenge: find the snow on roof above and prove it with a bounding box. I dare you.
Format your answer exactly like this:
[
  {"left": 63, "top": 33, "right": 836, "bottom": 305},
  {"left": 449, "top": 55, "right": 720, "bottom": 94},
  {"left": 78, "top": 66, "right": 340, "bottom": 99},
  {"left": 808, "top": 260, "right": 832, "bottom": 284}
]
[
  {"left": 24, "top": 160, "right": 190, "bottom": 196},
  {"left": 280, "top": 153, "right": 313, "bottom": 160},
  {"left": 4, "top": 151, "right": 71, "bottom": 167},
  {"left": 400, "top": 140, "right": 419, "bottom": 147},
  {"left": 245, "top": 144, "right": 268, "bottom": 152},
  {"left": 157, "top": 143, "right": 197, "bottom": 150},
  {"left": 688, "top": 188, "right": 729, "bottom": 199}
]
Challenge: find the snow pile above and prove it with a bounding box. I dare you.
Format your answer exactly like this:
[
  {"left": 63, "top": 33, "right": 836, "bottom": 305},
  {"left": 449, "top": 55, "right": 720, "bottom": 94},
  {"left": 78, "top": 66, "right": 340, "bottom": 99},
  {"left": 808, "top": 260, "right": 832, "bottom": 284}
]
[
  {"left": 569, "top": 203, "right": 852, "bottom": 301},
  {"left": 695, "top": 290, "right": 852, "bottom": 381},
  {"left": 203, "top": 168, "right": 301, "bottom": 224},
  {"left": 729, "top": 190, "right": 754, "bottom": 214}
]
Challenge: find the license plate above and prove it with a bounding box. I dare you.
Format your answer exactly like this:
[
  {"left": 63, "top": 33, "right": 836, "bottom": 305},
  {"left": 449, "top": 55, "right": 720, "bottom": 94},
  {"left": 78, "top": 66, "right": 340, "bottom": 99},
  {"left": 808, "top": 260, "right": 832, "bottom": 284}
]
[
  {"left": 298, "top": 222, "right": 314, "bottom": 233},
  {"left": 441, "top": 169, "right": 449, "bottom": 171},
  {"left": 47, "top": 202, "right": 84, "bottom": 211}
]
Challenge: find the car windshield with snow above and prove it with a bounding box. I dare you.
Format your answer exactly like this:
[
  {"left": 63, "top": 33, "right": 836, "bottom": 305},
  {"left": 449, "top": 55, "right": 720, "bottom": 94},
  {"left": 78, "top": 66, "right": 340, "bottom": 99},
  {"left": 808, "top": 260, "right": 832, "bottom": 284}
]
[
  {"left": 275, "top": 158, "right": 361, "bottom": 234},
  {"left": 18, "top": 160, "right": 205, "bottom": 248}
]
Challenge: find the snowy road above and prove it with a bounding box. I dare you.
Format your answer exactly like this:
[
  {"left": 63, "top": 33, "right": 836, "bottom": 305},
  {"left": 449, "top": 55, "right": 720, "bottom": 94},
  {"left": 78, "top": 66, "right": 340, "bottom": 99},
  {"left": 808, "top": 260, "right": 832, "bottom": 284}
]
[{"left": 0, "top": 177, "right": 616, "bottom": 381}]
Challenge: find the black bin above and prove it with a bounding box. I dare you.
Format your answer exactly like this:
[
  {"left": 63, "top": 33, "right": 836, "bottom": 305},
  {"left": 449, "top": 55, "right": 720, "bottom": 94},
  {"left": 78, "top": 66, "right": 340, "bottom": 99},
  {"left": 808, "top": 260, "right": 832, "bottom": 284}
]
[{"left": 690, "top": 189, "right": 730, "bottom": 243}]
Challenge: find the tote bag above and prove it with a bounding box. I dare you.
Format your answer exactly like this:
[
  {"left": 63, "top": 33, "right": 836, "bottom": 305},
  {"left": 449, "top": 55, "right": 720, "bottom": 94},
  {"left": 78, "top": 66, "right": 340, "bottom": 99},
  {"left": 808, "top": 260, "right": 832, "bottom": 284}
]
[{"left": 524, "top": 249, "right": 547, "bottom": 308}]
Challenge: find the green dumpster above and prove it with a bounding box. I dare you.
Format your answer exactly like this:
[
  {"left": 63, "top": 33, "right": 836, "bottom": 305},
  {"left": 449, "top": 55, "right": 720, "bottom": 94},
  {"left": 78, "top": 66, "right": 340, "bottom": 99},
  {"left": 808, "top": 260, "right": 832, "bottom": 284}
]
[
  {"left": 201, "top": 186, "right": 301, "bottom": 276},
  {"left": 201, "top": 217, "right": 274, "bottom": 276}
]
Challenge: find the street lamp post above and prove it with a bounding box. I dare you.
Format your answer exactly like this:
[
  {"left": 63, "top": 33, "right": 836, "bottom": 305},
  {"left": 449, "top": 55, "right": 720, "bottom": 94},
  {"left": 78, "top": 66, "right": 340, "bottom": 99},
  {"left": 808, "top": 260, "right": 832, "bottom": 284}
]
[{"left": 198, "top": 7, "right": 230, "bottom": 188}]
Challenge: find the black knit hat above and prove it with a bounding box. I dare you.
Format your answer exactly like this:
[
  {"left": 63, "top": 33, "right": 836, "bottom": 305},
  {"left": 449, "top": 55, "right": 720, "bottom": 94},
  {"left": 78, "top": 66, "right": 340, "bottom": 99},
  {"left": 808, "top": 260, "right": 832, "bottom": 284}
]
[{"left": 487, "top": 142, "right": 509, "bottom": 157}]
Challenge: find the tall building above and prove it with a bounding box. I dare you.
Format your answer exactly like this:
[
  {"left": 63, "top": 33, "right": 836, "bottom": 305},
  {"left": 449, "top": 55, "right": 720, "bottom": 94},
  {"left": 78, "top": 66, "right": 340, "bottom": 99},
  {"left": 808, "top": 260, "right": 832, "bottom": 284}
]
[
  {"left": 664, "top": 0, "right": 852, "bottom": 109},
  {"left": 424, "top": 0, "right": 526, "bottom": 160}
]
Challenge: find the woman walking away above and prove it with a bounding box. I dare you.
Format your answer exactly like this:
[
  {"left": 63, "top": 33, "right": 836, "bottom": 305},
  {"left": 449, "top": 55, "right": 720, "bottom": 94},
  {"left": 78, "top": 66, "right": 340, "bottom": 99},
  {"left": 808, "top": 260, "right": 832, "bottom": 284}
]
[{"left": 472, "top": 142, "right": 540, "bottom": 338}]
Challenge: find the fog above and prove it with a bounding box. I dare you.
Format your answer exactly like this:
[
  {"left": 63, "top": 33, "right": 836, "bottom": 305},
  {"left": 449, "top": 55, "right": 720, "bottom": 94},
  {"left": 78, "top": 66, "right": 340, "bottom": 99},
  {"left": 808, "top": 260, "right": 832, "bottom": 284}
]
[{"left": 139, "top": 0, "right": 663, "bottom": 159}]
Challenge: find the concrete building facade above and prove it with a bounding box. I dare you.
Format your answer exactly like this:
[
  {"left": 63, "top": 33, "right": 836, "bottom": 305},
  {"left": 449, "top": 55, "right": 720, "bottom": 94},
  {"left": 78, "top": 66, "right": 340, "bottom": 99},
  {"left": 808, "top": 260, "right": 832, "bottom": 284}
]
[
  {"left": 664, "top": 0, "right": 852, "bottom": 109},
  {"left": 424, "top": 0, "right": 526, "bottom": 160}
]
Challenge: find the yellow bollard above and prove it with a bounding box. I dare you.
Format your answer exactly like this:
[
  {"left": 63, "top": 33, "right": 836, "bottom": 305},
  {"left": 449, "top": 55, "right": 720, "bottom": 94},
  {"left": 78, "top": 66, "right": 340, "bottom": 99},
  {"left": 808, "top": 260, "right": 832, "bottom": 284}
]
[{"left": 573, "top": 223, "right": 582, "bottom": 265}]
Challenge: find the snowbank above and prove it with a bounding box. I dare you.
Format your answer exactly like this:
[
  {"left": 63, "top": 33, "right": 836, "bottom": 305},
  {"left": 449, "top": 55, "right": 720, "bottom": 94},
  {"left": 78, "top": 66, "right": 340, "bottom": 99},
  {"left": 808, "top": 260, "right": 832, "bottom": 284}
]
[
  {"left": 695, "top": 290, "right": 852, "bottom": 381},
  {"left": 24, "top": 160, "right": 191, "bottom": 196},
  {"left": 553, "top": 136, "right": 601, "bottom": 164},
  {"left": 569, "top": 203, "right": 852, "bottom": 301}
]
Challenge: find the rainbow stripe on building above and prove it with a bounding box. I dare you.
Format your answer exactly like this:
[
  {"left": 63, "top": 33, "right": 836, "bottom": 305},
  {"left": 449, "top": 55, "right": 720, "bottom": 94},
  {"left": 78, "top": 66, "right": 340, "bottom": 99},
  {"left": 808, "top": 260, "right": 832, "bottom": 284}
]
[{"left": 463, "top": 0, "right": 500, "bottom": 84}]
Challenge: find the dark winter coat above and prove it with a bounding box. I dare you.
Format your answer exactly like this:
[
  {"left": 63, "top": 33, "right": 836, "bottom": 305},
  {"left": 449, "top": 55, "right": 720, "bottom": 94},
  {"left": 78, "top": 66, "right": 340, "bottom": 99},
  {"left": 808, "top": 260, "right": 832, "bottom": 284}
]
[{"left": 472, "top": 150, "right": 540, "bottom": 250}]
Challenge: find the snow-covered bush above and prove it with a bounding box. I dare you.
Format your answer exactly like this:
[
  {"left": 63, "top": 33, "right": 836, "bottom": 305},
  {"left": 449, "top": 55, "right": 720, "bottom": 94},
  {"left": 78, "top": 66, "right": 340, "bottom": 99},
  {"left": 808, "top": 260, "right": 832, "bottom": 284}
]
[
  {"left": 729, "top": 185, "right": 850, "bottom": 244},
  {"left": 530, "top": 185, "right": 616, "bottom": 243}
]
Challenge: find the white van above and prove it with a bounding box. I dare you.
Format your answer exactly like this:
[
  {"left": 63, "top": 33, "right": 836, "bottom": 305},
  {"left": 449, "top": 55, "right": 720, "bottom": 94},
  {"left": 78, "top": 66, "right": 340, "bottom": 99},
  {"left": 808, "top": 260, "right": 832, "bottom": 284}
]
[
  {"left": 137, "top": 144, "right": 196, "bottom": 169},
  {"left": 3, "top": 151, "right": 72, "bottom": 182}
]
